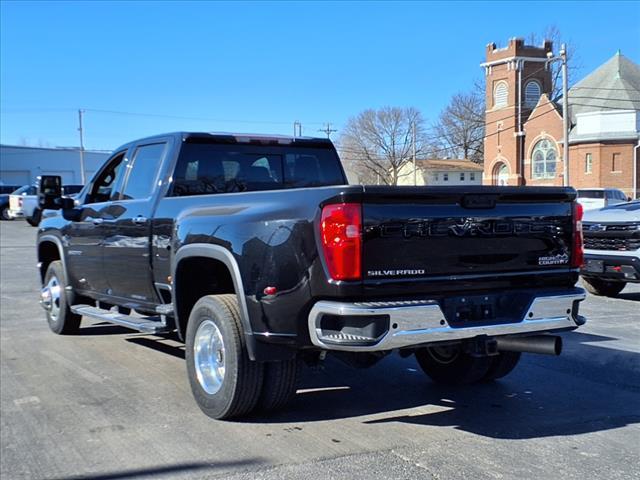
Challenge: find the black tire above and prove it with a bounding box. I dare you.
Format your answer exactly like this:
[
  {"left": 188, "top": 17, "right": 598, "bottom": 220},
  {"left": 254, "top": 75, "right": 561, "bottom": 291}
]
[
  {"left": 1, "top": 206, "right": 12, "bottom": 221},
  {"left": 185, "top": 294, "right": 263, "bottom": 419},
  {"left": 483, "top": 351, "right": 522, "bottom": 381},
  {"left": 415, "top": 344, "right": 491, "bottom": 385},
  {"left": 583, "top": 277, "right": 626, "bottom": 297},
  {"left": 256, "top": 358, "right": 300, "bottom": 413},
  {"left": 43, "top": 260, "right": 82, "bottom": 335},
  {"left": 27, "top": 208, "right": 42, "bottom": 227}
]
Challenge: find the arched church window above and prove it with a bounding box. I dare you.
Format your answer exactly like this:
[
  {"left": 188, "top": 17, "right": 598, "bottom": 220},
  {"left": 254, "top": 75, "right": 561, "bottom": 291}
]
[
  {"left": 531, "top": 138, "right": 557, "bottom": 179},
  {"left": 494, "top": 81, "right": 508, "bottom": 108},
  {"left": 524, "top": 81, "right": 541, "bottom": 107}
]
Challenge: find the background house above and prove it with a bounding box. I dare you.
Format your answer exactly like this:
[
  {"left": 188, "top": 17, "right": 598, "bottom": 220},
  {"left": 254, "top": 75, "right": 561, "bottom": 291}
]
[
  {"left": 482, "top": 38, "right": 639, "bottom": 198},
  {"left": 396, "top": 159, "right": 483, "bottom": 186}
]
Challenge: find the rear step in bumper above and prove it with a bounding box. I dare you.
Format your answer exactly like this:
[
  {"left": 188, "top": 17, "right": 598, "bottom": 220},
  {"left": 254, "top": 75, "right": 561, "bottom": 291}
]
[{"left": 308, "top": 290, "right": 586, "bottom": 352}]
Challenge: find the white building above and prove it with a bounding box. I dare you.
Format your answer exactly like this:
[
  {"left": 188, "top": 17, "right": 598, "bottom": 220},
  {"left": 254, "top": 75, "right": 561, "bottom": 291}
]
[
  {"left": 0, "top": 145, "right": 111, "bottom": 187},
  {"left": 397, "top": 159, "right": 484, "bottom": 186}
]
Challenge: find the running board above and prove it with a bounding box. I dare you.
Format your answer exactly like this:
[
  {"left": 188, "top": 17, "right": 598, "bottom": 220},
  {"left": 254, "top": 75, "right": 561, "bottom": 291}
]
[{"left": 70, "top": 304, "right": 170, "bottom": 334}]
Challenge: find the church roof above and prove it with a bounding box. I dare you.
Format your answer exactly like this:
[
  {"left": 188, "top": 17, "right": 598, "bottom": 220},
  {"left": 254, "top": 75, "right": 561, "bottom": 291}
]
[{"left": 568, "top": 52, "right": 640, "bottom": 124}]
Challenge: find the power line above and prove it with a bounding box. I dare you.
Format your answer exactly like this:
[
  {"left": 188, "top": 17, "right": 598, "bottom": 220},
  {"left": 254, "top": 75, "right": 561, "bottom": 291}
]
[
  {"left": 571, "top": 86, "right": 637, "bottom": 92},
  {"left": 318, "top": 123, "right": 337, "bottom": 139},
  {"left": 567, "top": 95, "right": 640, "bottom": 102},
  {"left": 0, "top": 107, "right": 329, "bottom": 127}
]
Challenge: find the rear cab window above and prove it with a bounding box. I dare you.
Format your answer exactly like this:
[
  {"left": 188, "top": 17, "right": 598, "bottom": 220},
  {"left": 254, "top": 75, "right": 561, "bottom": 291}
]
[
  {"left": 171, "top": 140, "right": 345, "bottom": 197},
  {"left": 578, "top": 190, "right": 604, "bottom": 199}
]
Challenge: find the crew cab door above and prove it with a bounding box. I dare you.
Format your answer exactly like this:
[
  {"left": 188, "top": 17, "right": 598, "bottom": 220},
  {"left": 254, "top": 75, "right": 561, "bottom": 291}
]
[
  {"left": 103, "top": 141, "right": 169, "bottom": 304},
  {"left": 65, "top": 150, "right": 128, "bottom": 294}
]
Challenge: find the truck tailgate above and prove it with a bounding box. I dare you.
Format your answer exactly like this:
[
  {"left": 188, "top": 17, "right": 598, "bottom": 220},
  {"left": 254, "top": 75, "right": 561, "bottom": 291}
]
[{"left": 362, "top": 186, "right": 576, "bottom": 280}]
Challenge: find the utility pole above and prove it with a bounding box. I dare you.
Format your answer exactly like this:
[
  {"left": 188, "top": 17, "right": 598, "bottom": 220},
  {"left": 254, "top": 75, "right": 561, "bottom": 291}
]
[
  {"left": 318, "top": 123, "right": 337, "bottom": 139},
  {"left": 293, "top": 121, "right": 303, "bottom": 138},
  {"left": 412, "top": 121, "right": 417, "bottom": 186},
  {"left": 561, "top": 44, "right": 570, "bottom": 187},
  {"left": 547, "top": 45, "right": 570, "bottom": 187},
  {"left": 77, "top": 109, "right": 86, "bottom": 184}
]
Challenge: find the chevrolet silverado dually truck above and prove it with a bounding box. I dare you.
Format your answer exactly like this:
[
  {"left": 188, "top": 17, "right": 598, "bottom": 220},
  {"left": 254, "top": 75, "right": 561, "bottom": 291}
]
[{"left": 36, "top": 132, "right": 587, "bottom": 419}]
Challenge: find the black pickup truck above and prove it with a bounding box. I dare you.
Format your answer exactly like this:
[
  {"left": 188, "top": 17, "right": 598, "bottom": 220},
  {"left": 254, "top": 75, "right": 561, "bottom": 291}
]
[{"left": 36, "top": 132, "right": 586, "bottom": 419}]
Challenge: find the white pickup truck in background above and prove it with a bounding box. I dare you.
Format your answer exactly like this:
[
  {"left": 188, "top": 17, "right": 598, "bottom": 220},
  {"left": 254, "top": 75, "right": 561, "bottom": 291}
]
[
  {"left": 9, "top": 184, "right": 83, "bottom": 226},
  {"left": 577, "top": 188, "right": 629, "bottom": 211}
]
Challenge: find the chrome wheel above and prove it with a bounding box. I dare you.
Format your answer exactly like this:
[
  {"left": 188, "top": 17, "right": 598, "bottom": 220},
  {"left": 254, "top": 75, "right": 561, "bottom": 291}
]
[
  {"left": 41, "top": 275, "right": 62, "bottom": 321},
  {"left": 194, "top": 319, "right": 226, "bottom": 395}
]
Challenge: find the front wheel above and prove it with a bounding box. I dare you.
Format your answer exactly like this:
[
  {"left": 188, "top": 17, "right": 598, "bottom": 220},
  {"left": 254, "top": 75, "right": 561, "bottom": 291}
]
[
  {"left": 582, "top": 277, "right": 626, "bottom": 297},
  {"left": 185, "top": 294, "right": 263, "bottom": 419},
  {"left": 415, "top": 344, "right": 491, "bottom": 385},
  {"left": 42, "top": 260, "right": 82, "bottom": 334},
  {"left": 1, "top": 206, "right": 12, "bottom": 221}
]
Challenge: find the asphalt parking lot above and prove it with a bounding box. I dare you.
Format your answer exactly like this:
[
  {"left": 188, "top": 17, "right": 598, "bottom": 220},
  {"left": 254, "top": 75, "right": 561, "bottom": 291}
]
[{"left": 1, "top": 220, "right": 639, "bottom": 480}]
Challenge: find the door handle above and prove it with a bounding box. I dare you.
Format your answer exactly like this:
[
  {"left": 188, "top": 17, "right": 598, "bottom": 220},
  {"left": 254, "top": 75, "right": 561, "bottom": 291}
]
[
  {"left": 92, "top": 218, "right": 104, "bottom": 225},
  {"left": 132, "top": 216, "right": 148, "bottom": 225}
]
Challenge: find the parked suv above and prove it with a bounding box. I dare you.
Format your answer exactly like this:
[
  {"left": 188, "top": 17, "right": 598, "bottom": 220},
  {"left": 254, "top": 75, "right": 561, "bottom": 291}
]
[
  {"left": 577, "top": 188, "right": 629, "bottom": 211},
  {"left": 581, "top": 200, "right": 640, "bottom": 296},
  {"left": 36, "top": 132, "right": 587, "bottom": 419}
]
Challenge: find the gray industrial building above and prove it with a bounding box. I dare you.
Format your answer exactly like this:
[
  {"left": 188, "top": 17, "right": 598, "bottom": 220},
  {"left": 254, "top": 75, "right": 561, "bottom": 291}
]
[{"left": 0, "top": 144, "right": 111, "bottom": 187}]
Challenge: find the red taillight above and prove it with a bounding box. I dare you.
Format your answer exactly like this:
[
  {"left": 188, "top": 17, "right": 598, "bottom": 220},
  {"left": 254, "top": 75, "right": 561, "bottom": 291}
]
[
  {"left": 571, "top": 202, "right": 584, "bottom": 268},
  {"left": 320, "top": 203, "right": 362, "bottom": 281}
]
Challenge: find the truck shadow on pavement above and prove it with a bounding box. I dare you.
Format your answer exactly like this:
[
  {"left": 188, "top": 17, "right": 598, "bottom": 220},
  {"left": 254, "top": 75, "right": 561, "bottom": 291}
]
[
  {"left": 249, "top": 333, "right": 640, "bottom": 440},
  {"left": 83, "top": 325, "right": 640, "bottom": 441},
  {"left": 48, "top": 459, "right": 264, "bottom": 480}
]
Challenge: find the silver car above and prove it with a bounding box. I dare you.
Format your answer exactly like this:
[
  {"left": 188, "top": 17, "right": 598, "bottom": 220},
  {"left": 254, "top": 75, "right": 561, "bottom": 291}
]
[{"left": 581, "top": 200, "right": 640, "bottom": 296}]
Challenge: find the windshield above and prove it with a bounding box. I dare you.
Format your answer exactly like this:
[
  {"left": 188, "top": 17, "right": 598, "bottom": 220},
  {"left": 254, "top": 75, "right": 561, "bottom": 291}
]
[
  {"left": 578, "top": 190, "right": 604, "bottom": 199},
  {"left": 62, "top": 185, "right": 83, "bottom": 195},
  {"left": 12, "top": 185, "right": 37, "bottom": 195}
]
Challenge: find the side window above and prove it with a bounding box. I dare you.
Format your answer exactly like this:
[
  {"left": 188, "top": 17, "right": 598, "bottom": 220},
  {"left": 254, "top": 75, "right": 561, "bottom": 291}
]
[
  {"left": 85, "top": 152, "right": 126, "bottom": 204},
  {"left": 121, "top": 143, "right": 166, "bottom": 200},
  {"left": 284, "top": 152, "right": 345, "bottom": 188}
]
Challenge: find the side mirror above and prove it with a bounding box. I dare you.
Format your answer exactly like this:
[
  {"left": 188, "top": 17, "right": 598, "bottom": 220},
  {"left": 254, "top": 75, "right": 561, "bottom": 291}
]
[
  {"left": 628, "top": 196, "right": 633, "bottom": 202},
  {"left": 38, "top": 175, "right": 62, "bottom": 210}
]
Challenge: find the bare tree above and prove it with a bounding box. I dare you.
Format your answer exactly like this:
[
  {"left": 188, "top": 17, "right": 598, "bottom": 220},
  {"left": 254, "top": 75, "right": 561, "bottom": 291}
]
[
  {"left": 337, "top": 107, "right": 428, "bottom": 185},
  {"left": 432, "top": 86, "right": 485, "bottom": 163},
  {"left": 527, "top": 25, "right": 581, "bottom": 100}
]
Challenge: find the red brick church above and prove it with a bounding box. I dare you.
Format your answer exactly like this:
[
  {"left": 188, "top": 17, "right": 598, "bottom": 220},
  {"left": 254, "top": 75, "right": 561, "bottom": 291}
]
[{"left": 481, "top": 38, "right": 640, "bottom": 199}]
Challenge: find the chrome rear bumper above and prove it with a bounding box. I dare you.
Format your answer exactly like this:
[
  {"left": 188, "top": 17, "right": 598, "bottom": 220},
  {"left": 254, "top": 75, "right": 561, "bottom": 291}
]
[{"left": 308, "top": 290, "right": 586, "bottom": 352}]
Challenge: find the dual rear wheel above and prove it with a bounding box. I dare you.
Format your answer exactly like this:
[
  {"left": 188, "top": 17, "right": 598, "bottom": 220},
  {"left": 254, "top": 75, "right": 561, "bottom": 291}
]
[
  {"left": 185, "top": 294, "right": 299, "bottom": 420},
  {"left": 415, "top": 344, "right": 521, "bottom": 384}
]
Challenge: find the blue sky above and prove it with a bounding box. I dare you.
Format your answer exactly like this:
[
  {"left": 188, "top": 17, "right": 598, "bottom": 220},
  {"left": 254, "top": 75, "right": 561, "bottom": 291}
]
[{"left": 1, "top": 0, "right": 639, "bottom": 150}]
